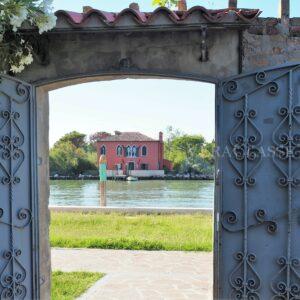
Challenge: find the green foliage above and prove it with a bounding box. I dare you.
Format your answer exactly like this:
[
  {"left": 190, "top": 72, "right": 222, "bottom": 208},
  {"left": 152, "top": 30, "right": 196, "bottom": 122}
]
[
  {"left": 50, "top": 132, "right": 97, "bottom": 176},
  {"left": 55, "top": 131, "right": 86, "bottom": 149},
  {"left": 49, "top": 142, "right": 79, "bottom": 175},
  {"left": 200, "top": 141, "right": 215, "bottom": 165},
  {"left": 88, "top": 131, "right": 111, "bottom": 151},
  {"left": 173, "top": 135, "right": 205, "bottom": 156},
  {"left": 0, "top": 0, "right": 56, "bottom": 73},
  {"left": 50, "top": 212, "right": 213, "bottom": 252},
  {"left": 152, "top": 0, "right": 178, "bottom": 8},
  {"left": 51, "top": 271, "right": 104, "bottom": 300},
  {"left": 164, "top": 126, "right": 215, "bottom": 175}
]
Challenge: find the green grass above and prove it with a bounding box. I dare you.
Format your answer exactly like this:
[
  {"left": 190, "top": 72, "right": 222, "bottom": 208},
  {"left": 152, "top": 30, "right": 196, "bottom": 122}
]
[
  {"left": 51, "top": 271, "right": 104, "bottom": 300},
  {"left": 50, "top": 212, "right": 213, "bottom": 251}
]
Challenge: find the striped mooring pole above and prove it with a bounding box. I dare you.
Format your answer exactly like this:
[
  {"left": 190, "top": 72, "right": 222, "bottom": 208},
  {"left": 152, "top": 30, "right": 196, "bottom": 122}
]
[{"left": 99, "top": 155, "right": 107, "bottom": 206}]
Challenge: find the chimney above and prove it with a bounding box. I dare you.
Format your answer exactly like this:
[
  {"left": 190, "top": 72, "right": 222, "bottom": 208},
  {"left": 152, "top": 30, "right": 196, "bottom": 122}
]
[
  {"left": 98, "top": 132, "right": 111, "bottom": 139},
  {"left": 279, "top": 0, "right": 290, "bottom": 29},
  {"left": 177, "top": 0, "right": 187, "bottom": 11},
  {"left": 129, "top": 3, "right": 140, "bottom": 11},
  {"left": 159, "top": 132, "right": 163, "bottom": 142},
  {"left": 83, "top": 6, "right": 93, "bottom": 13},
  {"left": 228, "top": 0, "right": 237, "bottom": 8}
]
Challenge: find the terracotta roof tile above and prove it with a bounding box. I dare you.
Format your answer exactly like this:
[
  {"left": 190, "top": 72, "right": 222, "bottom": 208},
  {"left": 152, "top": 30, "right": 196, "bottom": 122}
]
[
  {"left": 97, "top": 132, "right": 156, "bottom": 142},
  {"left": 55, "top": 6, "right": 261, "bottom": 29}
]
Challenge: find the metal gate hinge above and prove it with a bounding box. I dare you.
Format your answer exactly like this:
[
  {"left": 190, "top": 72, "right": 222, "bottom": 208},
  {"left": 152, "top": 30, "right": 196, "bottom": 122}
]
[
  {"left": 215, "top": 169, "right": 221, "bottom": 185},
  {"left": 40, "top": 275, "right": 45, "bottom": 286},
  {"left": 199, "top": 26, "right": 208, "bottom": 62}
]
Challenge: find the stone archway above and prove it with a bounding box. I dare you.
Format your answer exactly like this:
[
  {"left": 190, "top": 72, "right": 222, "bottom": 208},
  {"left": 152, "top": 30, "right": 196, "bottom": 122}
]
[
  {"left": 1, "top": 1, "right": 300, "bottom": 299},
  {"left": 35, "top": 74, "right": 217, "bottom": 299}
]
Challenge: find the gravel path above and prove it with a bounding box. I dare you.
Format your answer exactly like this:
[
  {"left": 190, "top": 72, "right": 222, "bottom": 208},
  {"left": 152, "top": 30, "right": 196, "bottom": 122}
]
[{"left": 51, "top": 248, "right": 213, "bottom": 300}]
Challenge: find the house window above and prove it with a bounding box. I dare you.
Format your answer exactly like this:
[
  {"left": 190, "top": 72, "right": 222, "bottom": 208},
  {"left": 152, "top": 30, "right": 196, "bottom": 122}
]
[
  {"left": 126, "top": 146, "right": 132, "bottom": 157},
  {"left": 117, "top": 145, "right": 123, "bottom": 156},
  {"left": 142, "top": 146, "right": 147, "bottom": 156},
  {"left": 115, "top": 164, "right": 122, "bottom": 170},
  {"left": 141, "top": 163, "right": 148, "bottom": 170},
  {"left": 132, "top": 146, "right": 138, "bottom": 157},
  {"left": 100, "top": 145, "right": 106, "bottom": 155}
]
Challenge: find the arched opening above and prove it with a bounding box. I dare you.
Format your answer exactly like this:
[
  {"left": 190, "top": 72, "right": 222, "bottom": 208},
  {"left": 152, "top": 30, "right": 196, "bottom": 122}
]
[
  {"left": 100, "top": 145, "right": 106, "bottom": 155},
  {"left": 142, "top": 145, "right": 147, "bottom": 156},
  {"left": 37, "top": 74, "right": 216, "bottom": 299},
  {"left": 116, "top": 145, "right": 123, "bottom": 157}
]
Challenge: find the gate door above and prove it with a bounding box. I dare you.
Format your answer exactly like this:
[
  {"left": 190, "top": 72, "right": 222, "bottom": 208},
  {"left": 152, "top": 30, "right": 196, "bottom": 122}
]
[
  {"left": 216, "top": 64, "right": 300, "bottom": 299},
  {"left": 0, "top": 76, "right": 39, "bottom": 299}
]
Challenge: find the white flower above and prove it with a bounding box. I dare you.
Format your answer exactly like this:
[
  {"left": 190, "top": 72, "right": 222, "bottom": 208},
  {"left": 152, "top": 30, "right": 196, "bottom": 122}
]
[
  {"left": 1, "top": 0, "right": 56, "bottom": 73},
  {"left": 16, "top": 50, "right": 23, "bottom": 57},
  {"left": 10, "top": 64, "right": 25, "bottom": 74},
  {"left": 37, "top": 13, "right": 56, "bottom": 34},
  {"left": 10, "top": 6, "right": 28, "bottom": 32},
  {"left": 20, "top": 52, "right": 33, "bottom": 66}
]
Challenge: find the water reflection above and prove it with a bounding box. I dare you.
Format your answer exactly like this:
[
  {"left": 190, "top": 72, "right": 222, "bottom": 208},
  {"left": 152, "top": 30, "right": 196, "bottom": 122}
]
[
  {"left": 50, "top": 180, "right": 214, "bottom": 208},
  {"left": 99, "top": 182, "right": 107, "bottom": 207}
]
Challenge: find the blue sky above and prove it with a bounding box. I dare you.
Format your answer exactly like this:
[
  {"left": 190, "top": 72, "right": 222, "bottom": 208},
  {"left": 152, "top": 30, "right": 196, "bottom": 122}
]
[
  {"left": 52, "top": 1, "right": 300, "bottom": 17},
  {"left": 49, "top": 80, "right": 215, "bottom": 145},
  {"left": 49, "top": 1, "right": 299, "bottom": 146}
]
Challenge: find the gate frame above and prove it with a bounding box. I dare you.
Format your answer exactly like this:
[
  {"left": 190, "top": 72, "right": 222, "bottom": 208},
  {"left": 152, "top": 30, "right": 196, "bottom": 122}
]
[
  {"left": 0, "top": 74, "right": 40, "bottom": 299},
  {"left": 215, "top": 61, "right": 300, "bottom": 299},
  {"left": 32, "top": 70, "right": 219, "bottom": 299},
  {"left": 10, "top": 61, "right": 299, "bottom": 299}
]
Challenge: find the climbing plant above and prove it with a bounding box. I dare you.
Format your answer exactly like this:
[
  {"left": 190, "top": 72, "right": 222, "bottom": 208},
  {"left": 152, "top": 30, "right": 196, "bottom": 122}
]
[
  {"left": 0, "top": 0, "right": 56, "bottom": 74},
  {"left": 152, "top": 0, "right": 178, "bottom": 8}
]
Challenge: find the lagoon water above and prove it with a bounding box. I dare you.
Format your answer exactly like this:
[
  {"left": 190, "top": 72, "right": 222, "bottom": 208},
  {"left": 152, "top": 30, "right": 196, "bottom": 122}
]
[{"left": 50, "top": 180, "right": 214, "bottom": 208}]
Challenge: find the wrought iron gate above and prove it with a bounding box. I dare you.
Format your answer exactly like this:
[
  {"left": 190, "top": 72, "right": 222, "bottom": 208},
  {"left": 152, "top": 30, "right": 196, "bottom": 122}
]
[
  {"left": 0, "top": 75, "right": 39, "bottom": 300},
  {"left": 216, "top": 63, "right": 300, "bottom": 299}
]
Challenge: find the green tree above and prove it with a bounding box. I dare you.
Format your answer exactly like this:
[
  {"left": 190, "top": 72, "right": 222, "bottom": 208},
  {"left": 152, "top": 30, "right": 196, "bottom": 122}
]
[
  {"left": 49, "top": 142, "right": 79, "bottom": 175},
  {"left": 164, "top": 126, "right": 182, "bottom": 157},
  {"left": 164, "top": 126, "right": 214, "bottom": 175},
  {"left": 50, "top": 131, "right": 98, "bottom": 176},
  {"left": 77, "top": 150, "right": 98, "bottom": 173},
  {"left": 55, "top": 131, "right": 86, "bottom": 149},
  {"left": 199, "top": 141, "right": 215, "bottom": 165},
  {"left": 172, "top": 135, "right": 205, "bottom": 157},
  {"left": 88, "top": 131, "right": 111, "bottom": 152}
]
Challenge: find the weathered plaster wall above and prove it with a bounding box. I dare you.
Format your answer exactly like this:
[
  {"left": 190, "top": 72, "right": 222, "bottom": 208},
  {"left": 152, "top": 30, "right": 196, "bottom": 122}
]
[
  {"left": 20, "top": 29, "right": 240, "bottom": 85},
  {"left": 242, "top": 31, "right": 300, "bottom": 72},
  {"left": 19, "top": 25, "right": 300, "bottom": 87},
  {"left": 36, "top": 87, "right": 51, "bottom": 300}
]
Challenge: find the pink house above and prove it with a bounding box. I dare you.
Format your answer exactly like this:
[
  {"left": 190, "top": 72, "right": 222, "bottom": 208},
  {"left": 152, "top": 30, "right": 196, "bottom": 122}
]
[{"left": 96, "top": 131, "right": 172, "bottom": 177}]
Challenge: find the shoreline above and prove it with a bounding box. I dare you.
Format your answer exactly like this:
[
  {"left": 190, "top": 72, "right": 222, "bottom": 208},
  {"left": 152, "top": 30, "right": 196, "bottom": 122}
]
[
  {"left": 50, "top": 176, "right": 214, "bottom": 181},
  {"left": 49, "top": 206, "right": 213, "bottom": 215}
]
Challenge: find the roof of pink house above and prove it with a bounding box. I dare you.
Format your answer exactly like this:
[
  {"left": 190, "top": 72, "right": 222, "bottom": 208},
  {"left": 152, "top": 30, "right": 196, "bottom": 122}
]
[
  {"left": 53, "top": 6, "right": 261, "bottom": 31},
  {"left": 97, "top": 132, "right": 156, "bottom": 142}
]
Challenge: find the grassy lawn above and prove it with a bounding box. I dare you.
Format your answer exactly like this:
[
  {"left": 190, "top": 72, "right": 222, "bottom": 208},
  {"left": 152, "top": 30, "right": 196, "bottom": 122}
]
[
  {"left": 51, "top": 271, "right": 103, "bottom": 300},
  {"left": 50, "top": 212, "right": 213, "bottom": 251}
]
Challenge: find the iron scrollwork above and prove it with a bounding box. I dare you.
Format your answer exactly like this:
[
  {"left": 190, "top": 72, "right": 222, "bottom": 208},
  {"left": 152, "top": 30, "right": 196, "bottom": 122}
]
[
  {"left": 271, "top": 70, "right": 300, "bottom": 300},
  {"left": 222, "top": 209, "right": 277, "bottom": 235},
  {"left": 222, "top": 66, "right": 300, "bottom": 299},
  {"left": 0, "top": 80, "right": 31, "bottom": 299},
  {"left": 222, "top": 79, "right": 263, "bottom": 299}
]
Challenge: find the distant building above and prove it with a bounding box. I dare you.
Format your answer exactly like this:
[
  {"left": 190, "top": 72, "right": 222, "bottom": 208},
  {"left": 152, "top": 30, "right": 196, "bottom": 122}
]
[{"left": 96, "top": 131, "right": 172, "bottom": 177}]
